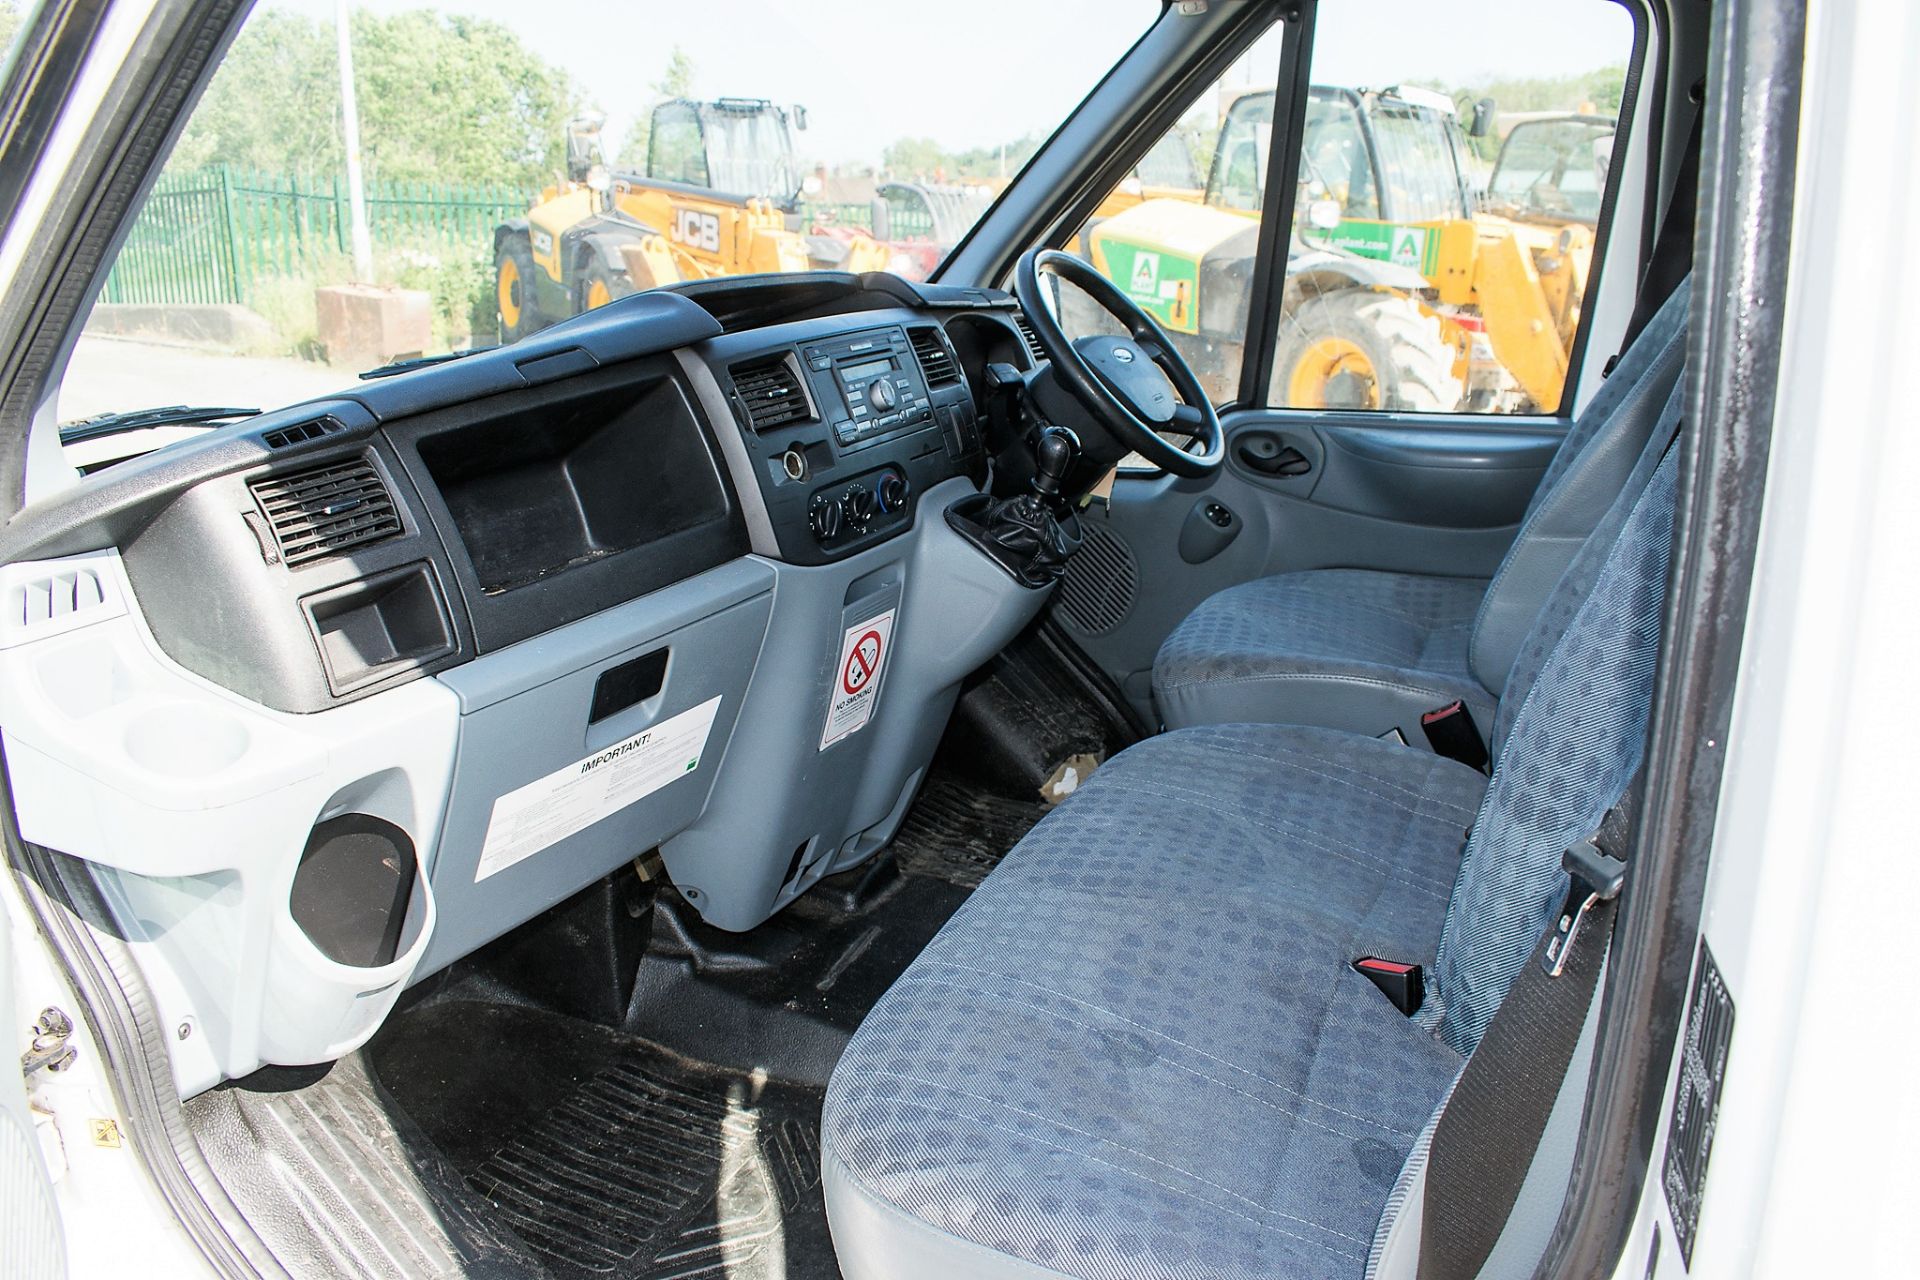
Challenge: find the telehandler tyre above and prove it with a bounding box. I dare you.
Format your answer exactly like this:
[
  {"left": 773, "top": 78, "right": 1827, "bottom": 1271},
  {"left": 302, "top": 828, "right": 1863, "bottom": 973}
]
[
  {"left": 1271, "top": 287, "right": 1463, "bottom": 412},
  {"left": 494, "top": 235, "right": 543, "bottom": 343},
  {"left": 577, "top": 259, "right": 632, "bottom": 314}
]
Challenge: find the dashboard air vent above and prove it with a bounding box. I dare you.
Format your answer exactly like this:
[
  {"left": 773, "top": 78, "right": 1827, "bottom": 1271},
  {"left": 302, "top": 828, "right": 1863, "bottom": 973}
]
[
  {"left": 907, "top": 327, "right": 959, "bottom": 386},
  {"left": 1012, "top": 311, "right": 1047, "bottom": 365},
  {"left": 730, "top": 355, "right": 812, "bottom": 431},
  {"left": 261, "top": 416, "right": 343, "bottom": 450},
  {"left": 248, "top": 457, "right": 402, "bottom": 567}
]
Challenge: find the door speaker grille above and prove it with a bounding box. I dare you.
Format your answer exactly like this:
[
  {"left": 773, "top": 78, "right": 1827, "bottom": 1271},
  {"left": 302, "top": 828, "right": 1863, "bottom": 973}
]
[{"left": 1055, "top": 523, "right": 1137, "bottom": 634}]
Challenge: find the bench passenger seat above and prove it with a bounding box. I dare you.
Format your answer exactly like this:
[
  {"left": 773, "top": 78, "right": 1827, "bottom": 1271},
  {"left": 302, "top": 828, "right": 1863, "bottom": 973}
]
[{"left": 820, "top": 389, "right": 1685, "bottom": 1280}]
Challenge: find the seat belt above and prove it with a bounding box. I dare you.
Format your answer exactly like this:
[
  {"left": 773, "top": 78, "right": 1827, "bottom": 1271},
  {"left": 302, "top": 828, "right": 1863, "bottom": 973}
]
[
  {"left": 1616, "top": 97, "right": 1703, "bottom": 358},
  {"left": 1415, "top": 762, "right": 1644, "bottom": 1280}
]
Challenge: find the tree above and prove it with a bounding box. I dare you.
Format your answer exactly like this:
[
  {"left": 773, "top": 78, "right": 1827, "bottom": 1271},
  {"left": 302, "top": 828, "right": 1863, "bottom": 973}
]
[
  {"left": 351, "top": 9, "right": 576, "bottom": 187},
  {"left": 0, "top": 0, "right": 25, "bottom": 54},
  {"left": 612, "top": 46, "right": 697, "bottom": 171},
  {"left": 168, "top": 6, "right": 581, "bottom": 188},
  {"left": 168, "top": 10, "right": 341, "bottom": 176},
  {"left": 883, "top": 136, "right": 949, "bottom": 180},
  {"left": 1448, "top": 64, "right": 1629, "bottom": 161},
  {"left": 656, "top": 47, "right": 696, "bottom": 99}
]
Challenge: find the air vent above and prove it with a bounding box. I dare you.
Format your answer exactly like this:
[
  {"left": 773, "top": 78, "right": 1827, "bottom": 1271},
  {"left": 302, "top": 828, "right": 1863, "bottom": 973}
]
[
  {"left": 907, "top": 327, "right": 959, "bottom": 387},
  {"left": 0, "top": 559, "right": 124, "bottom": 648},
  {"left": 1054, "top": 523, "right": 1137, "bottom": 634},
  {"left": 1011, "top": 311, "right": 1047, "bottom": 365},
  {"left": 6, "top": 567, "right": 110, "bottom": 637},
  {"left": 249, "top": 457, "right": 403, "bottom": 567},
  {"left": 730, "top": 355, "right": 812, "bottom": 431},
  {"left": 261, "top": 416, "right": 344, "bottom": 450}
]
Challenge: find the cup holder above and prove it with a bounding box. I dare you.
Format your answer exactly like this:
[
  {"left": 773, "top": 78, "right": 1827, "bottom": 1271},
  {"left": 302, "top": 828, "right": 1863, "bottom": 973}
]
[{"left": 122, "top": 702, "right": 251, "bottom": 777}]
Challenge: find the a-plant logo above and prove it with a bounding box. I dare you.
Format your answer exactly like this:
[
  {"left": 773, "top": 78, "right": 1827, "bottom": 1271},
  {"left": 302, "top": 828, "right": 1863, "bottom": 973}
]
[{"left": 672, "top": 207, "right": 722, "bottom": 252}]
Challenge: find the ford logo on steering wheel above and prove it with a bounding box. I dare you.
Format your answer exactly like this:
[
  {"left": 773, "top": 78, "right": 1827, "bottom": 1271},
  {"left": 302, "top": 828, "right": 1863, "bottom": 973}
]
[{"left": 1113, "top": 347, "right": 1135, "bottom": 364}]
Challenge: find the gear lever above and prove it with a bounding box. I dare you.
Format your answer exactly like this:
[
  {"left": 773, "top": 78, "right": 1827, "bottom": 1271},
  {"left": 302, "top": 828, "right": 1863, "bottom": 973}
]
[
  {"left": 1031, "top": 425, "right": 1079, "bottom": 508},
  {"left": 946, "top": 425, "right": 1085, "bottom": 589}
]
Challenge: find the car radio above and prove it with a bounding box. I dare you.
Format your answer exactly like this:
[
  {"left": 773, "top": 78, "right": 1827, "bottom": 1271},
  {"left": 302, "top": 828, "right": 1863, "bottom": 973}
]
[{"left": 801, "top": 327, "right": 935, "bottom": 450}]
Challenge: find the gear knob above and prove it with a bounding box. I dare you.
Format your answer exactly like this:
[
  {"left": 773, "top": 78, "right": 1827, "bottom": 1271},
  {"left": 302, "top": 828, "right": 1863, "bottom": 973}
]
[{"left": 1032, "top": 426, "right": 1078, "bottom": 501}]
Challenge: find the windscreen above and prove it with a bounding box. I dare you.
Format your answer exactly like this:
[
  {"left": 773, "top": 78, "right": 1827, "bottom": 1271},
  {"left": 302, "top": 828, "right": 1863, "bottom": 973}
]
[
  {"left": 699, "top": 106, "right": 800, "bottom": 202},
  {"left": 1486, "top": 116, "right": 1618, "bottom": 224},
  {"left": 58, "top": 0, "right": 1154, "bottom": 447}
]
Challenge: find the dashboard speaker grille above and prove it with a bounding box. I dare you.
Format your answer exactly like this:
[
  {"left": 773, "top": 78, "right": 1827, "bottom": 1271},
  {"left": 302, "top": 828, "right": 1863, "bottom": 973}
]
[
  {"left": 907, "top": 326, "right": 959, "bottom": 386},
  {"left": 249, "top": 457, "right": 402, "bottom": 567},
  {"left": 730, "top": 355, "right": 811, "bottom": 430},
  {"left": 1055, "top": 522, "right": 1137, "bottom": 634}
]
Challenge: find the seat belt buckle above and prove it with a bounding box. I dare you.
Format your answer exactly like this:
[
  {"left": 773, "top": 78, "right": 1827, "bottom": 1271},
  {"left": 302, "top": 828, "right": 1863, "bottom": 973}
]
[
  {"left": 1420, "top": 700, "right": 1489, "bottom": 771},
  {"left": 1540, "top": 837, "right": 1628, "bottom": 978},
  {"left": 1354, "top": 957, "right": 1425, "bottom": 1014}
]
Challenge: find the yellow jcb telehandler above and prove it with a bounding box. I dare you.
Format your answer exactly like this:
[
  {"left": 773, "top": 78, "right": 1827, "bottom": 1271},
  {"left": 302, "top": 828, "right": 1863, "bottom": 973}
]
[
  {"left": 1081, "top": 87, "right": 1614, "bottom": 413},
  {"left": 492, "top": 101, "right": 892, "bottom": 341}
]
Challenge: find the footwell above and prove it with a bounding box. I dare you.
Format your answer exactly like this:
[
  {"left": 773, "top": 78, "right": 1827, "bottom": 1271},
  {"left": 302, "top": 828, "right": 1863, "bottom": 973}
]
[{"left": 370, "top": 1002, "right": 835, "bottom": 1280}]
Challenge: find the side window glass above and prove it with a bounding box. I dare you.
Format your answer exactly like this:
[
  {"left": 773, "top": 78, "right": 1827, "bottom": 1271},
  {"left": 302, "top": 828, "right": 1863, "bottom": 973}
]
[
  {"left": 1060, "top": 28, "right": 1286, "bottom": 407},
  {"left": 647, "top": 101, "right": 707, "bottom": 187},
  {"left": 1271, "top": 0, "right": 1635, "bottom": 415}
]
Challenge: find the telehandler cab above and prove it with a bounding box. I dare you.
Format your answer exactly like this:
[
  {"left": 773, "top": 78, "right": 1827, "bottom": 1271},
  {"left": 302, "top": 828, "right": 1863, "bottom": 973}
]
[
  {"left": 492, "top": 100, "right": 850, "bottom": 341},
  {"left": 1083, "top": 87, "right": 1614, "bottom": 412}
]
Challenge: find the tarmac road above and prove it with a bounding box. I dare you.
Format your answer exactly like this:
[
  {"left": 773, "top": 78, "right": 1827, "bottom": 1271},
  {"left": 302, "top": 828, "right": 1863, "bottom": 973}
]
[{"left": 59, "top": 335, "right": 359, "bottom": 423}]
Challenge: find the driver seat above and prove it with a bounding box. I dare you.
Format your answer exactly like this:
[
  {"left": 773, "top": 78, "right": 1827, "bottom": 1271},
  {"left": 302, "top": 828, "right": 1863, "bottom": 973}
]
[{"left": 1152, "top": 280, "right": 1688, "bottom": 740}]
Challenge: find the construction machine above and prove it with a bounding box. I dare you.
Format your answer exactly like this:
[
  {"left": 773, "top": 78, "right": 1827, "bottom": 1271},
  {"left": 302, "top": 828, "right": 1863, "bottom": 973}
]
[
  {"left": 1080, "top": 87, "right": 1615, "bottom": 412},
  {"left": 492, "top": 100, "right": 843, "bottom": 341}
]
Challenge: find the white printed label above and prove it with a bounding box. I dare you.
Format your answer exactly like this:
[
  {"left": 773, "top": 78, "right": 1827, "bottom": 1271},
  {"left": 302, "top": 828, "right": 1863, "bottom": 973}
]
[
  {"left": 820, "top": 609, "right": 895, "bottom": 750},
  {"left": 475, "top": 695, "right": 722, "bottom": 882}
]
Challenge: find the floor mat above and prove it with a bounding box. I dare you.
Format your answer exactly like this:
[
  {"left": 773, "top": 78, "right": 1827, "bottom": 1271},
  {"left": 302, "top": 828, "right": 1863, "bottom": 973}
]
[
  {"left": 368, "top": 1002, "right": 835, "bottom": 1280},
  {"left": 889, "top": 769, "right": 1049, "bottom": 889}
]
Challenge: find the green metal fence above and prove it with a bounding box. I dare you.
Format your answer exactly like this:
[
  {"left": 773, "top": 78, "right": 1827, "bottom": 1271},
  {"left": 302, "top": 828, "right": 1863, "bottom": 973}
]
[
  {"left": 101, "top": 166, "right": 530, "bottom": 309},
  {"left": 802, "top": 199, "right": 939, "bottom": 239}
]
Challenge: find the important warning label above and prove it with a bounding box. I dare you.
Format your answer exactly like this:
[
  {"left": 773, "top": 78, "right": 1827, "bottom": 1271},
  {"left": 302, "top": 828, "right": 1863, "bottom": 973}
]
[
  {"left": 820, "top": 609, "right": 895, "bottom": 750},
  {"left": 475, "top": 695, "right": 722, "bottom": 882}
]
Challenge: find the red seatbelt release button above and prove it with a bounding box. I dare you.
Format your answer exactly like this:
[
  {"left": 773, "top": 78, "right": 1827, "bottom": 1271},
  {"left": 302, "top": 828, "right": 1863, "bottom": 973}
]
[{"left": 1354, "top": 957, "right": 1425, "bottom": 1014}]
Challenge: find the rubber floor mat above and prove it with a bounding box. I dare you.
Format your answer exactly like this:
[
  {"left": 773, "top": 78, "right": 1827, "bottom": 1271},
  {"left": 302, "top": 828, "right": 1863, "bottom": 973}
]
[
  {"left": 889, "top": 771, "right": 1050, "bottom": 889},
  {"left": 369, "top": 1002, "right": 836, "bottom": 1280}
]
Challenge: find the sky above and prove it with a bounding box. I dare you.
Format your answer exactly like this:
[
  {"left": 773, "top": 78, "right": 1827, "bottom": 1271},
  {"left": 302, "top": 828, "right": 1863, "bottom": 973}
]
[{"left": 267, "top": 0, "right": 1637, "bottom": 166}]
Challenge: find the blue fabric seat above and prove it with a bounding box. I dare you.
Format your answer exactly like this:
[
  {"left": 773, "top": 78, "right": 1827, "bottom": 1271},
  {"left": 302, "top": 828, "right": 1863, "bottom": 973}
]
[
  {"left": 1153, "top": 569, "right": 1495, "bottom": 739},
  {"left": 823, "top": 401, "right": 1684, "bottom": 1280},
  {"left": 827, "top": 725, "right": 1485, "bottom": 1278},
  {"left": 1153, "top": 283, "right": 1689, "bottom": 739}
]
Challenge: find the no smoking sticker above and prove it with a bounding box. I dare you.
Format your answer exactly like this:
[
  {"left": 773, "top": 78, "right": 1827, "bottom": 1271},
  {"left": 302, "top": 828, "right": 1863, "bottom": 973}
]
[{"left": 821, "top": 609, "right": 895, "bottom": 750}]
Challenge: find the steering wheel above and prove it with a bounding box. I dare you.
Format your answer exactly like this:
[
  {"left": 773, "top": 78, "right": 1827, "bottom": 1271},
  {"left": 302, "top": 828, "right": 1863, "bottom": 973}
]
[{"left": 1013, "top": 248, "right": 1225, "bottom": 479}]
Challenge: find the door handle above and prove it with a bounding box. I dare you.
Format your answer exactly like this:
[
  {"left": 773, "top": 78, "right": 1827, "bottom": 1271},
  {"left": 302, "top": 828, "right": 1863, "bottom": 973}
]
[{"left": 1235, "top": 432, "right": 1313, "bottom": 477}]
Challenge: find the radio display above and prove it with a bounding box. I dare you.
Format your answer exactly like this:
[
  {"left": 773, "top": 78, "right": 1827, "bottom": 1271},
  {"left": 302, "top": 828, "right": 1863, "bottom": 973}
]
[{"left": 840, "top": 356, "right": 894, "bottom": 382}]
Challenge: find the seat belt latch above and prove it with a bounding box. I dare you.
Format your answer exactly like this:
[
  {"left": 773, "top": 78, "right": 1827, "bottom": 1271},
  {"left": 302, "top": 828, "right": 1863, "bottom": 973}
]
[
  {"left": 1541, "top": 838, "right": 1628, "bottom": 978},
  {"left": 1354, "top": 957, "right": 1425, "bottom": 1014},
  {"left": 1420, "top": 700, "right": 1489, "bottom": 771}
]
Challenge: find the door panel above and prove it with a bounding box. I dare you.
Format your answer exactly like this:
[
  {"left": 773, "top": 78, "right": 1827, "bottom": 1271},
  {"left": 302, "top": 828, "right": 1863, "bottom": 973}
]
[
  {"left": 1052, "top": 407, "right": 1560, "bottom": 720},
  {"left": 1309, "top": 420, "right": 1560, "bottom": 527}
]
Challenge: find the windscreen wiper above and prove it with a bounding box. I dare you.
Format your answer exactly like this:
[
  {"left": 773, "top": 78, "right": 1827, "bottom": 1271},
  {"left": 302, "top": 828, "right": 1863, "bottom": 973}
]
[
  {"left": 359, "top": 346, "right": 496, "bottom": 380},
  {"left": 58, "top": 404, "right": 261, "bottom": 445}
]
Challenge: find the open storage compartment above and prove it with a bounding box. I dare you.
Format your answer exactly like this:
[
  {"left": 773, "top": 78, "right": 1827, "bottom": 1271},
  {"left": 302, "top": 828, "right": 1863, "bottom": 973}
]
[
  {"left": 389, "top": 359, "right": 751, "bottom": 652},
  {"left": 415, "top": 373, "right": 732, "bottom": 582}
]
